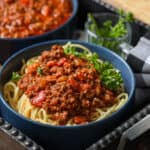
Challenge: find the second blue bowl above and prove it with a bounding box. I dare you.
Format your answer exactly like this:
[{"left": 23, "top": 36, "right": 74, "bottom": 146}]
[{"left": 0, "top": 0, "right": 78, "bottom": 64}]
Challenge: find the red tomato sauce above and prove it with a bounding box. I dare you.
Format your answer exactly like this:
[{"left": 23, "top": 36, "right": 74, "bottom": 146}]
[
  {"left": 0, "top": 0, "right": 72, "bottom": 38},
  {"left": 18, "top": 45, "right": 116, "bottom": 125}
]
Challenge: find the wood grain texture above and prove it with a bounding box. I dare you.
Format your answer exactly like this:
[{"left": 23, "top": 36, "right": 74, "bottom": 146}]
[
  {"left": 103, "top": 0, "right": 150, "bottom": 25},
  {"left": 0, "top": 130, "right": 25, "bottom": 150}
]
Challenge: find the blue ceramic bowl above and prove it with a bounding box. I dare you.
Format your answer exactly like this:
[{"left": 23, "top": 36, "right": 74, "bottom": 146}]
[
  {"left": 0, "top": 40, "right": 135, "bottom": 150},
  {"left": 0, "top": 0, "right": 78, "bottom": 64}
]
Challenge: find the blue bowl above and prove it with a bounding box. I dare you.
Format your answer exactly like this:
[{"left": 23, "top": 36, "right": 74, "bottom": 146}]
[
  {"left": 0, "top": 0, "right": 78, "bottom": 64},
  {"left": 0, "top": 40, "right": 135, "bottom": 150}
]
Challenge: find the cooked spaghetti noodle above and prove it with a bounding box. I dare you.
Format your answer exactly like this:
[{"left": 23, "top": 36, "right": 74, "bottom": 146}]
[{"left": 3, "top": 42, "right": 128, "bottom": 125}]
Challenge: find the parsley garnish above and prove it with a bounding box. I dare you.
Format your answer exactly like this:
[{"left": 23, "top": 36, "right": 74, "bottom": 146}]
[
  {"left": 101, "top": 69, "right": 123, "bottom": 91},
  {"left": 11, "top": 72, "right": 21, "bottom": 82},
  {"left": 37, "top": 67, "right": 43, "bottom": 75},
  {"left": 63, "top": 44, "right": 123, "bottom": 91}
]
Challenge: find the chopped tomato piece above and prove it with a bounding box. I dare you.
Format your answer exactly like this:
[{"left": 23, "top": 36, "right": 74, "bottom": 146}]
[
  {"left": 20, "top": 0, "right": 29, "bottom": 5},
  {"left": 57, "top": 57, "right": 67, "bottom": 66},
  {"left": 73, "top": 116, "right": 88, "bottom": 124},
  {"left": 47, "top": 60, "right": 56, "bottom": 67},
  {"left": 68, "top": 78, "right": 79, "bottom": 89},
  {"left": 27, "top": 63, "right": 39, "bottom": 74},
  {"left": 80, "top": 83, "right": 91, "bottom": 91},
  {"left": 31, "top": 91, "right": 46, "bottom": 107},
  {"left": 46, "top": 75, "right": 56, "bottom": 82},
  {"left": 77, "top": 72, "right": 84, "bottom": 80},
  {"left": 41, "top": 5, "right": 51, "bottom": 16},
  {"left": 39, "top": 78, "right": 47, "bottom": 89}
]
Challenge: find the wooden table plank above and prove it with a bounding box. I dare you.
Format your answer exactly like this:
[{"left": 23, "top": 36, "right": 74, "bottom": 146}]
[
  {"left": 102, "top": 0, "right": 150, "bottom": 25},
  {"left": 0, "top": 130, "right": 25, "bottom": 150}
]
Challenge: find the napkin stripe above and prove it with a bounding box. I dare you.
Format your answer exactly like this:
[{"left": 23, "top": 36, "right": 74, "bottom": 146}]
[
  {"left": 127, "top": 37, "right": 150, "bottom": 73},
  {"left": 127, "top": 54, "right": 144, "bottom": 73},
  {"left": 135, "top": 73, "right": 150, "bottom": 87}
]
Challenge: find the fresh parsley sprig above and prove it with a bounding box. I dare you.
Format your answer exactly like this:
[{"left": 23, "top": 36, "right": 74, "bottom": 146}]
[
  {"left": 88, "top": 11, "right": 134, "bottom": 39},
  {"left": 101, "top": 69, "right": 123, "bottom": 90},
  {"left": 37, "top": 67, "right": 43, "bottom": 76},
  {"left": 63, "top": 44, "right": 123, "bottom": 91},
  {"left": 11, "top": 72, "right": 21, "bottom": 82},
  {"left": 87, "top": 10, "right": 134, "bottom": 53}
]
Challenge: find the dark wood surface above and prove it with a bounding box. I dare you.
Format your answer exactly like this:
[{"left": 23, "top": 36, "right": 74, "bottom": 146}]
[{"left": 0, "top": 130, "right": 25, "bottom": 150}]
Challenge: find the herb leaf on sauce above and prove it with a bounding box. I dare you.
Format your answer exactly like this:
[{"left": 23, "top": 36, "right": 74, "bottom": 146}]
[
  {"left": 63, "top": 43, "right": 123, "bottom": 91},
  {"left": 11, "top": 72, "right": 21, "bottom": 82},
  {"left": 37, "top": 67, "right": 43, "bottom": 75},
  {"left": 101, "top": 69, "right": 123, "bottom": 91}
]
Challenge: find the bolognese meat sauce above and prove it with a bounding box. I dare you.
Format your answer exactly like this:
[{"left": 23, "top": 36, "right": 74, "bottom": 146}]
[
  {"left": 18, "top": 45, "right": 116, "bottom": 125},
  {"left": 0, "top": 0, "right": 72, "bottom": 38}
]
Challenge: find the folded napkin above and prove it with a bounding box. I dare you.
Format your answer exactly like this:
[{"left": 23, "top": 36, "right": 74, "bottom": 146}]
[
  {"left": 134, "top": 73, "right": 150, "bottom": 88},
  {"left": 127, "top": 37, "right": 150, "bottom": 73},
  {"left": 126, "top": 37, "right": 150, "bottom": 108}
]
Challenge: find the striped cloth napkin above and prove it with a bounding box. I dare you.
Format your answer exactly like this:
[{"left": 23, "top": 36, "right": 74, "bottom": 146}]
[{"left": 126, "top": 37, "right": 150, "bottom": 108}]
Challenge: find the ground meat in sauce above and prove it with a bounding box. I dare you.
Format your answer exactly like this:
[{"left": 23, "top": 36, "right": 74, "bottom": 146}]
[
  {"left": 0, "top": 0, "right": 72, "bottom": 38},
  {"left": 18, "top": 45, "right": 116, "bottom": 125}
]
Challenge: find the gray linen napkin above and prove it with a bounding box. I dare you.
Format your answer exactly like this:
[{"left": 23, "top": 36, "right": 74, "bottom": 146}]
[{"left": 126, "top": 37, "right": 150, "bottom": 107}]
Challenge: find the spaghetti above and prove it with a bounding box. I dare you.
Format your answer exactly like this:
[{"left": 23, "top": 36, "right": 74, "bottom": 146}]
[{"left": 3, "top": 42, "right": 128, "bottom": 126}]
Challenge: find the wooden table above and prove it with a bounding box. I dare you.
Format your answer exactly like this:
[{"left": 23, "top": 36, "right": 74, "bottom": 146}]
[{"left": 102, "top": 0, "right": 150, "bottom": 25}]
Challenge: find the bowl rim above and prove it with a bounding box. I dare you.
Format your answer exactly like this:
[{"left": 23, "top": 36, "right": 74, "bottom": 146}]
[
  {"left": 0, "top": 0, "right": 78, "bottom": 41},
  {"left": 0, "top": 39, "right": 135, "bottom": 129}
]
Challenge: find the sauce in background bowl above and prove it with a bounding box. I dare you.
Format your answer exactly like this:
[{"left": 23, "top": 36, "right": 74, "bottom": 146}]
[{"left": 0, "top": 0, "right": 78, "bottom": 63}]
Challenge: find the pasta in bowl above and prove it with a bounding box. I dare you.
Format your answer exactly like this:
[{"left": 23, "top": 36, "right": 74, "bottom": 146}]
[
  {"left": 0, "top": 40, "right": 135, "bottom": 150},
  {"left": 4, "top": 42, "right": 128, "bottom": 126}
]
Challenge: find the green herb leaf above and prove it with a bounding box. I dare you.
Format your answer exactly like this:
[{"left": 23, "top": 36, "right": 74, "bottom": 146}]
[
  {"left": 117, "top": 9, "right": 134, "bottom": 22},
  {"left": 100, "top": 61, "right": 114, "bottom": 72},
  {"left": 37, "top": 67, "right": 43, "bottom": 75},
  {"left": 11, "top": 72, "right": 21, "bottom": 82},
  {"left": 87, "top": 10, "right": 134, "bottom": 52},
  {"left": 101, "top": 69, "right": 123, "bottom": 91},
  {"left": 110, "top": 18, "right": 127, "bottom": 38},
  {"left": 63, "top": 43, "right": 124, "bottom": 91},
  {"left": 88, "top": 53, "right": 101, "bottom": 72},
  {"left": 88, "top": 13, "right": 100, "bottom": 34},
  {"left": 64, "top": 45, "right": 76, "bottom": 55}
]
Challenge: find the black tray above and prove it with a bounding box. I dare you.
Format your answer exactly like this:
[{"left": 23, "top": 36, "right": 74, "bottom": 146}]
[
  {"left": 87, "top": 104, "right": 150, "bottom": 150},
  {"left": 0, "top": 118, "right": 44, "bottom": 150}
]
